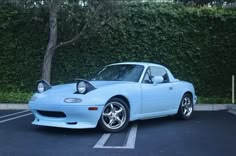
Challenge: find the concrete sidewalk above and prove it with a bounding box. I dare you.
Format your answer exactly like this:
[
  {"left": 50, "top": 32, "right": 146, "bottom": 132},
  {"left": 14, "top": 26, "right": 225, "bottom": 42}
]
[{"left": 0, "top": 103, "right": 235, "bottom": 111}]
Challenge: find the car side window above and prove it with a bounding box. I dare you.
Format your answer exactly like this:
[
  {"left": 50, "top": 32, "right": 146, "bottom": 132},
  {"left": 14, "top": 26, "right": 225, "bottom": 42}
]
[
  {"left": 142, "top": 66, "right": 169, "bottom": 83},
  {"left": 142, "top": 68, "right": 152, "bottom": 84},
  {"left": 150, "top": 66, "right": 169, "bottom": 83}
]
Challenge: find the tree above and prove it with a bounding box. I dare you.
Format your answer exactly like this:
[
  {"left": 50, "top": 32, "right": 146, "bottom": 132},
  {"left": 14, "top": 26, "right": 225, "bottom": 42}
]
[{"left": 42, "top": 0, "right": 116, "bottom": 83}]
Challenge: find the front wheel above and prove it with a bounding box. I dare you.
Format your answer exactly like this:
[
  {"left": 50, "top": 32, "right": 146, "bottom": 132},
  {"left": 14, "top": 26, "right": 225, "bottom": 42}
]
[
  {"left": 176, "top": 93, "right": 193, "bottom": 120},
  {"left": 98, "top": 98, "right": 129, "bottom": 133}
]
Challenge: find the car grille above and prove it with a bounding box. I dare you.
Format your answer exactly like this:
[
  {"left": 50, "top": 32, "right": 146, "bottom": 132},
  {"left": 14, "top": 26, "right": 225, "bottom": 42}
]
[{"left": 37, "top": 110, "right": 66, "bottom": 118}]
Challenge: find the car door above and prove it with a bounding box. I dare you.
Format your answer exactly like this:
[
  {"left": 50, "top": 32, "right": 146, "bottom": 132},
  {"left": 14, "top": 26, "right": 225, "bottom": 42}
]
[{"left": 141, "top": 66, "right": 175, "bottom": 114}]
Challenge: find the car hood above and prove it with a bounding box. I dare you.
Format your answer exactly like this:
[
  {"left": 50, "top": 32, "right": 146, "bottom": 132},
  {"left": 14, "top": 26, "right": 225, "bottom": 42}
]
[
  {"left": 47, "top": 81, "right": 134, "bottom": 95},
  {"left": 90, "top": 81, "right": 134, "bottom": 88}
]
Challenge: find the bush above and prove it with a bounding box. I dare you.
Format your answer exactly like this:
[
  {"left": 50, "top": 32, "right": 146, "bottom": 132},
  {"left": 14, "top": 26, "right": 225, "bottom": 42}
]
[
  {"left": 0, "top": 91, "right": 32, "bottom": 103},
  {"left": 0, "top": 3, "right": 235, "bottom": 99}
]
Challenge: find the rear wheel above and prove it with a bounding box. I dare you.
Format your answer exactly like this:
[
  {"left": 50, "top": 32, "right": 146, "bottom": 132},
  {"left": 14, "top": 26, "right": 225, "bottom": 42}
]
[
  {"left": 176, "top": 93, "right": 193, "bottom": 119},
  {"left": 98, "top": 98, "right": 129, "bottom": 133}
]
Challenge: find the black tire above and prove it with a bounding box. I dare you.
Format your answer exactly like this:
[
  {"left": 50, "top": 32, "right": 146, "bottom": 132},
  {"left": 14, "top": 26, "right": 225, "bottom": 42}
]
[
  {"left": 176, "top": 93, "right": 193, "bottom": 120},
  {"left": 98, "top": 98, "right": 130, "bottom": 133}
]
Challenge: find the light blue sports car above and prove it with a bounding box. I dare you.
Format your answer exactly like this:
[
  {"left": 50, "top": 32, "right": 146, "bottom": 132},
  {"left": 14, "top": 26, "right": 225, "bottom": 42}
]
[{"left": 29, "top": 62, "right": 197, "bottom": 132}]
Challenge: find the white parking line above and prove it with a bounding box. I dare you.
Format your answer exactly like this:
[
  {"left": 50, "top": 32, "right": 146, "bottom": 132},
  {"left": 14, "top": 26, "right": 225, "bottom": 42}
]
[
  {"left": 125, "top": 124, "right": 138, "bottom": 148},
  {"left": 0, "top": 113, "right": 32, "bottom": 123},
  {"left": 0, "top": 110, "right": 29, "bottom": 119},
  {"left": 93, "top": 133, "right": 111, "bottom": 148},
  {"left": 93, "top": 124, "right": 138, "bottom": 149}
]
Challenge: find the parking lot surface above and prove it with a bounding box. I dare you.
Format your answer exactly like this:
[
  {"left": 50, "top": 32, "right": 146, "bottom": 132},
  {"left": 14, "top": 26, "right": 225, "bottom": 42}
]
[{"left": 0, "top": 110, "right": 236, "bottom": 156}]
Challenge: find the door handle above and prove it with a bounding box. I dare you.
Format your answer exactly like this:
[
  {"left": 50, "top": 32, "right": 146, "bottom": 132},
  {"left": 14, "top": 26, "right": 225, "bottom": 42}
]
[{"left": 169, "top": 86, "right": 173, "bottom": 90}]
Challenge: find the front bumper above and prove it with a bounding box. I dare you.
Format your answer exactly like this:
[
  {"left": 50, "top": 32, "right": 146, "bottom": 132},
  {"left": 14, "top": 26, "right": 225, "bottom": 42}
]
[{"left": 29, "top": 102, "right": 104, "bottom": 129}]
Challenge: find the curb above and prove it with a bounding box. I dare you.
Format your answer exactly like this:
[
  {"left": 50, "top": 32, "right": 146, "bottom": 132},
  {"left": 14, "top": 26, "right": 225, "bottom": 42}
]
[
  {"left": 0, "top": 103, "right": 235, "bottom": 111},
  {"left": 194, "top": 104, "right": 233, "bottom": 111},
  {"left": 227, "top": 105, "right": 236, "bottom": 115},
  {"left": 0, "top": 104, "right": 29, "bottom": 110}
]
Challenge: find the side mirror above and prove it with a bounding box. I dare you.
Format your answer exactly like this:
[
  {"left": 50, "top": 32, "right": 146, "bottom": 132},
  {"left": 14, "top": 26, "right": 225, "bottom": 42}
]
[{"left": 152, "top": 76, "right": 164, "bottom": 85}]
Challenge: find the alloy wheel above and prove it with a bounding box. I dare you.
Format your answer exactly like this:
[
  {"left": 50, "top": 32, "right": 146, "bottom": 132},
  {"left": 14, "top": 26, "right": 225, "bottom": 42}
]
[{"left": 102, "top": 102, "right": 127, "bottom": 130}]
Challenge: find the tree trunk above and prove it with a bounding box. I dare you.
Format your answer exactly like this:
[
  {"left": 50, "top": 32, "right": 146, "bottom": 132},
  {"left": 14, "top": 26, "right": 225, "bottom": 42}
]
[
  {"left": 42, "top": 2, "right": 58, "bottom": 83},
  {"left": 41, "top": 0, "right": 112, "bottom": 83}
]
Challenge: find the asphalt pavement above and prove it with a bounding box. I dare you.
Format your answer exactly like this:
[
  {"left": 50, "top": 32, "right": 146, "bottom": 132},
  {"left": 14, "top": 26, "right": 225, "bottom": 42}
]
[{"left": 0, "top": 110, "right": 236, "bottom": 156}]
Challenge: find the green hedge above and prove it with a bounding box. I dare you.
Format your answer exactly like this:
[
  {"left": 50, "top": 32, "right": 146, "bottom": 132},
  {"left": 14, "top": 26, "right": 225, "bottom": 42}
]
[
  {"left": 0, "top": 91, "right": 32, "bottom": 103},
  {"left": 0, "top": 3, "right": 235, "bottom": 99}
]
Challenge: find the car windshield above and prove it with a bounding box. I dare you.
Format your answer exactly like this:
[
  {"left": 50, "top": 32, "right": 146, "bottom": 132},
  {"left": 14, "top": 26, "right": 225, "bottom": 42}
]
[{"left": 92, "top": 64, "right": 144, "bottom": 82}]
